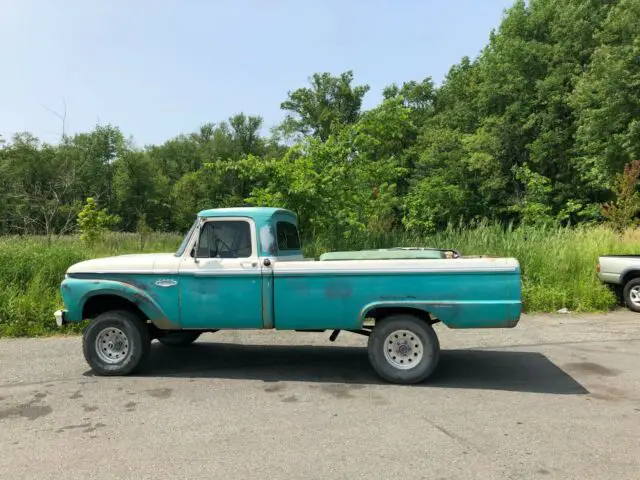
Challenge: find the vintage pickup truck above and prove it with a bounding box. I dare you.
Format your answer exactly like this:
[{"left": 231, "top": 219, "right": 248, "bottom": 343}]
[
  {"left": 55, "top": 207, "right": 522, "bottom": 384},
  {"left": 597, "top": 255, "right": 640, "bottom": 312}
]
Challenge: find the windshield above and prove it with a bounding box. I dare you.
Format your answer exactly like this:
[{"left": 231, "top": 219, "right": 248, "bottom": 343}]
[{"left": 174, "top": 218, "right": 199, "bottom": 257}]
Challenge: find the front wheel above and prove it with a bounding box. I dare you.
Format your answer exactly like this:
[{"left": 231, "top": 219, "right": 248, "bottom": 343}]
[
  {"left": 82, "top": 310, "right": 151, "bottom": 376},
  {"left": 367, "top": 314, "right": 440, "bottom": 384}
]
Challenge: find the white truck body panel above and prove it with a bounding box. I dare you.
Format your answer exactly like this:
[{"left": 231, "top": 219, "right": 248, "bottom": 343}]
[{"left": 598, "top": 255, "right": 640, "bottom": 285}]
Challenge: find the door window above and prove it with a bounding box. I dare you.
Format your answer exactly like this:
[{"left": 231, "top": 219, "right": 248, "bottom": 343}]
[{"left": 196, "top": 220, "right": 252, "bottom": 258}]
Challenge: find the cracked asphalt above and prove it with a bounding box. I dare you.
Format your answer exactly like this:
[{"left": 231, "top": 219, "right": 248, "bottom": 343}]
[{"left": 1, "top": 312, "right": 639, "bottom": 479}]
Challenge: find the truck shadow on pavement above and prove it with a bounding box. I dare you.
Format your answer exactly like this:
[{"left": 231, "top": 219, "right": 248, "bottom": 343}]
[{"left": 140, "top": 342, "right": 589, "bottom": 395}]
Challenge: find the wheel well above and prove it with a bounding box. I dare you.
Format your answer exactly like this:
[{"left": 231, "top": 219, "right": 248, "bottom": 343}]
[
  {"left": 365, "top": 307, "right": 437, "bottom": 325},
  {"left": 82, "top": 295, "right": 148, "bottom": 322},
  {"left": 622, "top": 270, "right": 640, "bottom": 286}
]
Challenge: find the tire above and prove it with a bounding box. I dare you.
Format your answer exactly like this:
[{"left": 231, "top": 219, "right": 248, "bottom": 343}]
[
  {"left": 157, "top": 332, "right": 202, "bottom": 347},
  {"left": 623, "top": 278, "right": 640, "bottom": 312},
  {"left": 82, "top": 310, "right": 151, "bottom": 376},
  {"left": 367, "top": 314, "right": 440, "bottom": 384}
]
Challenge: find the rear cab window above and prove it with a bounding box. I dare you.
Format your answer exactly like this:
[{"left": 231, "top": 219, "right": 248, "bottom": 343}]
[{"left": 276, "top": 221, "right": 300, "bottom": 255}]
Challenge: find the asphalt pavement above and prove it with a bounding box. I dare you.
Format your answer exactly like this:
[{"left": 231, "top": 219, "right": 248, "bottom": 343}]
[{"left": 1, "top": 312, "right": 639, "bottom": 479}]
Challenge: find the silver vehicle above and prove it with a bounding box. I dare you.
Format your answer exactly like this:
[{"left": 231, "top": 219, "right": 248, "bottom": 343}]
[{"left": 597, "top": 255, "right": 640, "bottom": 312}]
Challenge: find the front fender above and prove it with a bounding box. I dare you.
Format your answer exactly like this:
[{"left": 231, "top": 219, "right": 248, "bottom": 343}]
[{"left": 60, "top": 277, "right": 179, "bottom": 329}]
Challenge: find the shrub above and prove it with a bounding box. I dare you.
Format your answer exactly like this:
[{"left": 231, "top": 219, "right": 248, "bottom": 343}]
[
  {"left": 77, "top": 197, "right": 120, "bottom": 247},
  {"left": 602, "top": 160, "right": 640, "bottom": 233}
]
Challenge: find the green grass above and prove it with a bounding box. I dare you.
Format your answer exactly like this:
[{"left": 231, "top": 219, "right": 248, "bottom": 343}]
[
  {"left": 1, "top": 225, "right": 637, "bottom": 337},
  {"left": 0, "top": 233, "right": 182, "bottom": 337}
]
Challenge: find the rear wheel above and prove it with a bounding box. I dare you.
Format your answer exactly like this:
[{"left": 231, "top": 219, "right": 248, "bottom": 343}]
[
  {"left": 82, "top": 310, "right": 151, "bottom": 376},
  {"left": 367, "top": 314, "right": 440, "bottom": 384},
  {"left": 157, "top": 332, "right": 202, "bottom": 347},
  {"left": 623, "top": 278, "right": 640, "bottom": 312}
]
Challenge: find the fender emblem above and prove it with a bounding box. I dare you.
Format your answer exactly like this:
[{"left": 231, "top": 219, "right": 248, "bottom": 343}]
[{"left": 155, "top": 279, "right": 177, "bottom": 287}]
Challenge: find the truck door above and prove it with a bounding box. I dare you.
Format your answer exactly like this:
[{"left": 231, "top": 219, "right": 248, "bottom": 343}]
[{"left": 178, "top": 217, "right": 264, "bottom": 329}]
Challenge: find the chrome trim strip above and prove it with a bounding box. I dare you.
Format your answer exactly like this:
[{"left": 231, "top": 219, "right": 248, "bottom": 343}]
[
  {"left": 181, "top": 269, "right": 261, "bottom": 277},
  {"left": 68, "top": 266, "right": 517, "bottom": 276},
  {"left": 69, "top": 270, "right": 170, "bottom": 275},
  {"left": 274, "top": 267, "right": 518, "bottom": 275}
]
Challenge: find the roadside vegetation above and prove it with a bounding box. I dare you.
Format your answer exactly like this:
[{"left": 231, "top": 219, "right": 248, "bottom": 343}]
[{"left": 1, "top": 0, "right": 640, "bottom": 336}]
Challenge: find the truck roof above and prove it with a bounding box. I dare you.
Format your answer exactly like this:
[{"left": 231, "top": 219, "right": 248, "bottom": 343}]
[{"left": 197, "top": 207, "right": 297, "bottom": 220}]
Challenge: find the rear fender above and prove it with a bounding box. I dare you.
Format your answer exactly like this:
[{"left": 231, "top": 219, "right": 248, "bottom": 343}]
[{"left": 359, "top": 300, "right": 521, "bottom": 329}]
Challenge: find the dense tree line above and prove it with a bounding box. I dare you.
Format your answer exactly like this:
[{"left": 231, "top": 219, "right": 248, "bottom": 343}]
[{"left": 1, "top": 0, "right": 639, "bottom": 242}]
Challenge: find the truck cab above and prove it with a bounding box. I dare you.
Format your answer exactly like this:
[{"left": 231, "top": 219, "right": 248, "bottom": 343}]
[{"left": 173, "top": 207, "right": 302, "bottom": 330}]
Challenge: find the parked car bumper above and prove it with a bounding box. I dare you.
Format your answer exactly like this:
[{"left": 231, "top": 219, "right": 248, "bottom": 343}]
[
  {"left": 599, "top": 272, "right": 621, "bottom": 284},
  {"left": 54, "top": 309, "right": 68, "bottom": 327}
]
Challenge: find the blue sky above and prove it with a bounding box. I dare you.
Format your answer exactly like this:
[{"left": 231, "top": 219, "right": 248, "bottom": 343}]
[{"left": 1, "top": 0, "right": 513, "bottom": 146}]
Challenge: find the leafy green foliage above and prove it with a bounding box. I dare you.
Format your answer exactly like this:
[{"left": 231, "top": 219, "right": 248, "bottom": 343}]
[
  {"left": 602, "top": 160, "right": 640, "bottom": 232},
  {"left": 77, "top": 198, "right": 119, "bottom": 246},
  {"left": 511, "top": 164, "right": 555, "bottom": 226},
  {"left": 571, "top": 0, "right": 640, "bottom": 196},
  {"left": 279, "top": 71, "right": 370, "bottom": 141}
]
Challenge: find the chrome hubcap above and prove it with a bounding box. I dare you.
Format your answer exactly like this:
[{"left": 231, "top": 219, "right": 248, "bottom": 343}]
[
  {"left": 630, "top": 286, "right": 640, "bottom": 306},
  {"left": 383, "top": 330, "right": 424, "bottom": 370},
  {"left": 95, "top": 327, "right": 130, "bottom": 364}
]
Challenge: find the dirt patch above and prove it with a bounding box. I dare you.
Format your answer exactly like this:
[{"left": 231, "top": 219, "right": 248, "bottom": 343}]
[
  {"left": 264, "top": 383, "right": 286, "bottom": 393},
  {"left": 83, "top": 422, "right": 106, "bottom": 433},
  {"left": 0, "top": 403, "right": 52, "bottom": 421},
  {"left": 319, "top": 384, "right": 355, "bottom": 399},
  {"left": 146, "top": 388, "right": 173, "bottom": 399},
  {"left": 57, "top": 422, "right": 106, "bottom": 434},
  {"left": 0, "top": 393, "right": 53, "bottom": 421},
  {"left": 57, "top": 423, "right": 92, "bottom": 433}
]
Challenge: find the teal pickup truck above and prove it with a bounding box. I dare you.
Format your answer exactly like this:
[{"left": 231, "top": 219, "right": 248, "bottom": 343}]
[{"left": 55, "top": 207, "right": 522, "bottom": 384}]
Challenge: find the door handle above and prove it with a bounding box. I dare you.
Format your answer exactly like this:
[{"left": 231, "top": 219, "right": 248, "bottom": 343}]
[{"left": 240, "top": 261, "right": 258, "bottom": 268}]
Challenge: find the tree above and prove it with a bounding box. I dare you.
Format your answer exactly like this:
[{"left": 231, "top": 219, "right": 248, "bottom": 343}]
[
  {"left": 228, "top": 113, "right": 265, "bottom": 157},
  {"left": 63, "top": 124, "right": 127, "bottom": 212},
  {"left": 602, "top": 160, "right": 640, "bottom": 232},
  {"left": 1, "top": 133, "right": 81, "bottom": 242},
  {"left": 279, "top": 71, "right": 370, "bottom": 141},
  {"left": 571, "top": 0, "right": 640, "bottom": 198},
  {"left": 112, "top": 151, "right": 170, "bottom": 230}
]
